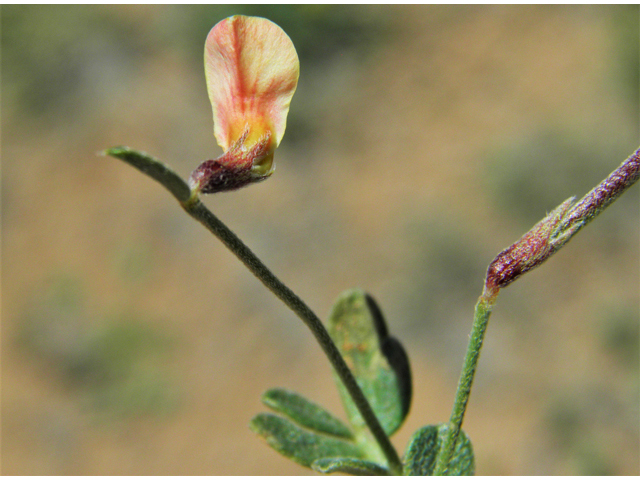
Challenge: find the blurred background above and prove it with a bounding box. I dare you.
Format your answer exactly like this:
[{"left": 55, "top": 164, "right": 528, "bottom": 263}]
[{"left": 2, "top": 5, "right": 638, "bottom": 475}]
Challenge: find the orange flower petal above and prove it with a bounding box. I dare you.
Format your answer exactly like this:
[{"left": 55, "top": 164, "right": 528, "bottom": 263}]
[{"left": 205, "top": 15, "right": 300, "bottom": 152}]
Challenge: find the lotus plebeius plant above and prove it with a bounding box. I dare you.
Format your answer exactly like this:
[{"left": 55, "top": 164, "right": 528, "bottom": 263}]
[{"left": 104, "top": 14, "right": 640, "bottom": 475}]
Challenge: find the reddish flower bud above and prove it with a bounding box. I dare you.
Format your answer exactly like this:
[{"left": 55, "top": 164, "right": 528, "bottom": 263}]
[
  {"left": 484, "top": 198, "right": 574, "bottom": 298},
  {"left": 483, "top": 147, "right": 639, "bottom": 300}
]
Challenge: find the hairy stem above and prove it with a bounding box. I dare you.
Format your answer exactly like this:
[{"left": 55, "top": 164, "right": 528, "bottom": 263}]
[
  {"left": 433, "top": 296, "right": 494, "bottom": 476},
  {"left": 104, "top": 147, "right": 403, "bottom": 474},
  {"left": 434, "top": 146, "right": 639, "bottom": 474}
]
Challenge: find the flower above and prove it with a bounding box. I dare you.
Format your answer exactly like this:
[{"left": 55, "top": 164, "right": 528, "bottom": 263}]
[{"left": 189, "top": 15, "right": 300, "bottom": 194}]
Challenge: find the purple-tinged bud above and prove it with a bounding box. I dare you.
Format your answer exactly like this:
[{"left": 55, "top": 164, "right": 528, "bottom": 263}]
[
  {"left": 484, "top": 198, "right": 574, "bottom": 298},
  {"left": 483, "top": 146, "right": 640, "bottom": 300},
  {"left": 557, "top": 147, "right": 639, "bottom": 235}
]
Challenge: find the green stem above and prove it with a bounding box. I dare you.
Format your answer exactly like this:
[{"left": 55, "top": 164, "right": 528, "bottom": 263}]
[
  {"left": 104, "top": 147, "right": 403, "bottom": 475},
  {"left": 432, "top": 147, "right": 639, "bottom": 475},
  {"left": 433, "top": 295, "right": 495, "bottom": 476}
]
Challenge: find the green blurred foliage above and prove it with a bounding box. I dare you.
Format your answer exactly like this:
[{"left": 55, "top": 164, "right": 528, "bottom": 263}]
[
  {"left": 111, "top": 242, "right": 155, "bottom": 286},
  {"left": 609, "top": 5, "right": 639, "bottom": 117},
  {"left": 484, "top": 132, "right": 636, "bottom": 228},
  {"left": 402, "top": 215, "right": 488, "bottom": 342},
  {"left": 19, "top": 275, "right": 179, "bottom": 418},
  {"left": 481, "top": 7, "right": 638, "bottom": 232},
  {"left": 598, "top": 304, "right": 640, "bottom": 370},
  {"left": 159, "top": 5, "right": 389, "bottom": 65},
  {"left": 2, "top": 5, "right": 156, "bottom": 116},
  {"left": 2, "top": 4, "right": 388, "bottom": 129},
  {"left": 544, "top": 394, "right": 621, "bottom": 475}
]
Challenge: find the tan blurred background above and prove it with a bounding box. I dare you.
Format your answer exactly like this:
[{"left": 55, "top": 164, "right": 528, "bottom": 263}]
[{"left": 2, "top": 5, "right": 638, "bottom": 475}]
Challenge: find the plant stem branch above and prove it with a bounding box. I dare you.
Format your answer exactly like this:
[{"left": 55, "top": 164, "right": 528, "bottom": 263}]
[
  {"left": 433, "top": 296, "right": 495, "bottom": 476},
  {"left": 104, "top": 147, "right": 403, "bottom": 475},
  {"left": 433, "top": 146, "right": 639, "bottom": 475}
]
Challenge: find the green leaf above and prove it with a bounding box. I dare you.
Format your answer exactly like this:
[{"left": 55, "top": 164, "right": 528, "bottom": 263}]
[
  {"left": 312, "top": 457, "right": 390, "bottom": 475},
  {"left": 250, "top": 413, "right": 363, "bottom": 468},
  {"left": 327, "top": 289, "right": 412, "bottom": 437},
  {"left": 261, "top": 388, "right": 354, "bottom": 439},
  {"left": 403, "top": 424, "right": 475, "bottom": 475}
]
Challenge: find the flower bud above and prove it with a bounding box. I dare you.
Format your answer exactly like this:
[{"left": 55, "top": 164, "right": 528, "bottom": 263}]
[
  {"left": 484, "top": 147, "right": 639, "bottom": 300},
  {"left": 484, "top": 198, "right": 574, "bottom": 298}
]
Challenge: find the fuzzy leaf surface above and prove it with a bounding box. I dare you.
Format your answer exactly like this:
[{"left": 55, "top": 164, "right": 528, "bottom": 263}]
[
  {"left": 250, "top": 413, "right": 363, "bottom": 468},
  {"left": 312, "top": 457, "right": 390, "bottom": 475},
  {"left": 403, "top": 424, "right": 475, "bottom": 475},
  {"left": 327, "top": 289, "right": 412, "bottom": 437},
  {"left": 261, "top": 388, "right": 353, "bottom": 439}
]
